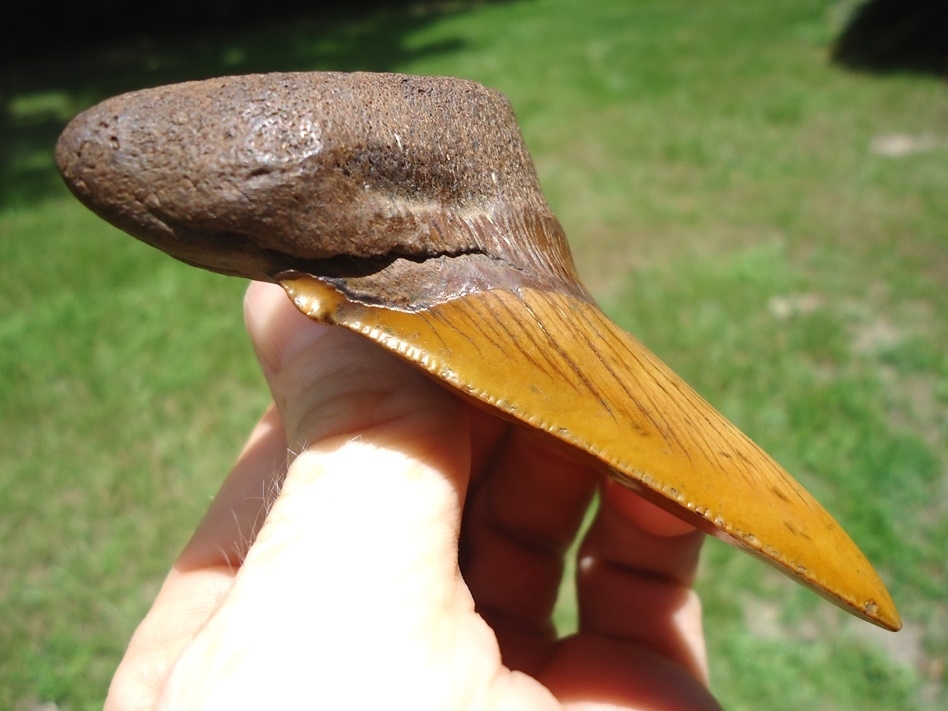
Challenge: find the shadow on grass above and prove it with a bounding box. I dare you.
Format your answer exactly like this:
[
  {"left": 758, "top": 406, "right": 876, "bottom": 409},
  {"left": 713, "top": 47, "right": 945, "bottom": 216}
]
[
  {"left": 0, "top": 0, "right": 522, "bottom": 208},
  {"left": 832, "top": 0, "right": 948, "bottom": 77}
]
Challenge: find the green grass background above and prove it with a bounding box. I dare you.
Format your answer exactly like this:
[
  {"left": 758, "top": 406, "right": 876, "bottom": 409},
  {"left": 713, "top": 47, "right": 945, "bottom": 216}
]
[{"left": 2, "top": 0, "right": 945, "bottom": 708}]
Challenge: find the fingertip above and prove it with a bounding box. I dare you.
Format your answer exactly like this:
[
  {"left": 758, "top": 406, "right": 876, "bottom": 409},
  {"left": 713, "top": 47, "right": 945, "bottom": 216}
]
[
  {"left": 602, "top": 479, "right": 698, "bottom": 538},
  {"left": 244, "top": 280, "right": 331, "bottom": 377}
]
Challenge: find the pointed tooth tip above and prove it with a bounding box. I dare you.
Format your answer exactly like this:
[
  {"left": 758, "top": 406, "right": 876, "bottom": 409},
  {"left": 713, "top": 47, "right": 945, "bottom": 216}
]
[{"left": 863, "top": 593, "right": 902, "bottom": 632}]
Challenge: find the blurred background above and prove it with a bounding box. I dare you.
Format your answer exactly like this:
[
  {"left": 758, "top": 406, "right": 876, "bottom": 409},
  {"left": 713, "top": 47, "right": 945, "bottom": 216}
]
[{"left": 1, "top": 1, "right": 945, "bottom": 708}]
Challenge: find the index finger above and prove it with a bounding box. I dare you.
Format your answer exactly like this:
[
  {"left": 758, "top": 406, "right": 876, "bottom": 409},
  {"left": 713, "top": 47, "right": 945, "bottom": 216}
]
[
  {"left": 576, "top": 479, "right": 708, "bottom": 684},
  {"left": 460, "top": 410, "right": 600, "bottom": 671}
]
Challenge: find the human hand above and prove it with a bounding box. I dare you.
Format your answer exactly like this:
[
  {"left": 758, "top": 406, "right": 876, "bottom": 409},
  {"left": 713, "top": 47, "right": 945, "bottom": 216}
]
[{"left": 105, "top": 280, "right": 721, "bottom": 711}]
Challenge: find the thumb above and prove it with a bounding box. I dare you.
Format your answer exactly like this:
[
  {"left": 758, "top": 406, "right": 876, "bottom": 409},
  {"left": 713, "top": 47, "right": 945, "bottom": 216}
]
[
  {"left": 158, "top": 282, "right": 481, "bottom": 706},
  {"left": 241, "top": 279, "right": 473, "bottom": 561},
  {"left": 244, "top": 280, "right": 469, "bottom": 466},
  {"left": 241, "top": 279, "right": 473, "bottom": 616}
]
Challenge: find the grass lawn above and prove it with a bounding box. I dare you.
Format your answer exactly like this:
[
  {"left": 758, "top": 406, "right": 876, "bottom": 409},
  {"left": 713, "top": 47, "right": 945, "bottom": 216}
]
[{"left": 2, "top": 0, "right": 945, "bottom": 708}]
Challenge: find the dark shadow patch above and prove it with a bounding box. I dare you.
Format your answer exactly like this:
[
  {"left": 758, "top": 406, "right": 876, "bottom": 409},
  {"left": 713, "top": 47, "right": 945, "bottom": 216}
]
[
  {"left": 832, "top": 0, "right": 948, "bottom": 77},
  {"left": 0, "top": 0, "right": 523, "bottom": 208}
]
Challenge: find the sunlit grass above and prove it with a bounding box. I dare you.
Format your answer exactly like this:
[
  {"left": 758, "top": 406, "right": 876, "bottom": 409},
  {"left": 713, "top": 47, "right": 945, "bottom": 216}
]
[
  {"left": 608, "top": 241, "right": 944, "bottom": 707},
  {"left": 1, "top": 1, "right": 945, "bottom": 708}
]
